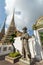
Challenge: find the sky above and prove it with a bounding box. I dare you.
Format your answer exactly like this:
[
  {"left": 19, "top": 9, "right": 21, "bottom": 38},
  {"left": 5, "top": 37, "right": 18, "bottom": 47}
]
[{"left": 0, "top": 0, "right": 43, "bottom": 35}]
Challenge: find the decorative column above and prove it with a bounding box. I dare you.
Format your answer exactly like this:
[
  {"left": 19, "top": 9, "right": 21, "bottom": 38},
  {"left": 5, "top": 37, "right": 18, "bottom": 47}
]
[
  {"left": 37, "top": 30, "right": 43, "bottom": 60},
  {"left": 34, "top": 29, "right": 43, "bottom": 60}
]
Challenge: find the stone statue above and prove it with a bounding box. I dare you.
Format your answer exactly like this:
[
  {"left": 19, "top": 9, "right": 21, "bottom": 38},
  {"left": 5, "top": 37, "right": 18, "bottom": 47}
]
[{"left": 21, "top": 27, "right": 31, "bottom": 60}]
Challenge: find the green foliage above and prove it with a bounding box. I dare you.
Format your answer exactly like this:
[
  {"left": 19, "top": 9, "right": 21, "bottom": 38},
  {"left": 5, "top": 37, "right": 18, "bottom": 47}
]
[
  {"left": 11, "top": 33, "right": 17, "bottom": 38},
  {"left": 39, "top": 32, "right": 43, "bottom": 46},
  {"left": 9, "top": 52, "right": 20, "bottom": 58},
  {"left": 39, "top": 32, "right": 43, "bottom": 36},
  {"left": 10, "top": 38, "right": 14, "bottom": 43},
  {"left": 10, "top": 33, "right": 16, "bottom": 43}
]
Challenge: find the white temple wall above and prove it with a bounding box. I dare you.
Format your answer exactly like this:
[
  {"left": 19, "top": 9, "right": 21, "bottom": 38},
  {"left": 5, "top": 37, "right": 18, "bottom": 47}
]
[
  {"left": 0, "top": 45, "right": 13, "bottom": 56},
  {"left": 13, "top": 37, "right": 22, "bottom": 55}
]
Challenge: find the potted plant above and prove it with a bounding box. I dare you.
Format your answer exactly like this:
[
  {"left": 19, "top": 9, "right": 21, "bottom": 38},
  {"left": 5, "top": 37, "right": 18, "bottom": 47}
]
[
  {"left": 5, "top": 52, "right": 21, "bottom": 63},
  {"left": 5, "top": 32, "right": 21, "bottom": 63}
]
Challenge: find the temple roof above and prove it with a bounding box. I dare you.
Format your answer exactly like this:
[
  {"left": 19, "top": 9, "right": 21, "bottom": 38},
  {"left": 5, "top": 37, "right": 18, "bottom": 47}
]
[
  {"left": 1, "top": 13, "right": 16, "bottom": 43},
  {"left": 0, "top": 13, "right": 30, "bottom": 44},
  {"left": 33, "top": 16, "right": 43, "bottom": 30},
  {"left": 0, "top": 20, "right": 5, "bottom": 41},
  {"left": 0, "top": 13, "right": 23, "bottom": 44},
  {"left": 6, "top": 13, "right": 16, "bottom": 34},
  {"left": 36, "top": 16, "right": 43, "bottom": 26}
]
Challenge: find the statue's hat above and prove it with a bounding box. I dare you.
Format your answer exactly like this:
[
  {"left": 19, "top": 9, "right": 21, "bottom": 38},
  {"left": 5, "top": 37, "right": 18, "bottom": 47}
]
[{"left": 22, "top": 27, "right": 27, "bottom": 30}]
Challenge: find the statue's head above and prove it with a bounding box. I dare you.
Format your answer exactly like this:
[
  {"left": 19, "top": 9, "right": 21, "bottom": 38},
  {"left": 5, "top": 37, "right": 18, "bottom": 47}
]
[{"left": 22, "top": 27, "right": 27, "bottom": 33}]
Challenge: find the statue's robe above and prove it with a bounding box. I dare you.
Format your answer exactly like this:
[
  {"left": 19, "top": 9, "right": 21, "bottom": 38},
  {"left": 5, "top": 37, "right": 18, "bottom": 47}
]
[{"left": 21, "top": 33, "right": 30, "bottom": 58}]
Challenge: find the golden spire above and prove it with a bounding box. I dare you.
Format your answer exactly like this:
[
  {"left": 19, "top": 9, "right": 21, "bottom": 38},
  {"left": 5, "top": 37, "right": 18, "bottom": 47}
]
[{"left": 1, "top": 17, "right": 6, "bottom": 35}]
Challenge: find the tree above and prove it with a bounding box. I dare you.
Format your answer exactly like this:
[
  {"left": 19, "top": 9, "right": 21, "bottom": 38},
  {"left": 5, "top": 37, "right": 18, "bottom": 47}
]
[{"left": 10, "top": 33, "right": 17, "bottom": 52}]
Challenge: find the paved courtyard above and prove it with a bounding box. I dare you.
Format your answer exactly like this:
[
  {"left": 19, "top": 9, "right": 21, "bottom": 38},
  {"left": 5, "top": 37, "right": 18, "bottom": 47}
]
[
  {"left": 0, "top": 60, "right": 29, "bottom": 65},
  {"left": 0, "top": 55, "right": 28, "bottom": 65},
  {"left": 0, "top": 55, "right": 43, "bottom": 65},
  {"left": 0, "top": 60, "right": 19, "bottom": 65},
  {"left": 0, "top": 60, "right": 43, "bottom": 65}
]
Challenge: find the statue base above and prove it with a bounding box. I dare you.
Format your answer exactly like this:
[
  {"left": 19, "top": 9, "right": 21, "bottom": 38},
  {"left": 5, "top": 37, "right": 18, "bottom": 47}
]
[{"left": 20, "top": 57, "right": 30, "bottom": 65}]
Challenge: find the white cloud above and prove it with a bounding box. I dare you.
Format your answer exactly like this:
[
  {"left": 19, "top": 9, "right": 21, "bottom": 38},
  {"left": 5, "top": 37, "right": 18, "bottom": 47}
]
[
  {"left": 5, "top": 0, "right": 43, "bottom": 34},
  {"left": 38, "top": 0, "right": 43, "bottom": 4},
  {"left": 5, "top": 0, "right": 31, "bottom": 32},
  {"left": 5, "top": 0, "right": 16, "bottom": 15},
  {"left": 6, "top": 14, "right": 12, "bottom": 25}
]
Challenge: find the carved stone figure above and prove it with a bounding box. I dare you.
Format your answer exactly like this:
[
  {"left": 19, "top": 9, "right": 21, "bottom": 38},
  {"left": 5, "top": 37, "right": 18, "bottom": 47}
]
[{"left": 21, "top": 27, "right": 31, "bottom": 60}]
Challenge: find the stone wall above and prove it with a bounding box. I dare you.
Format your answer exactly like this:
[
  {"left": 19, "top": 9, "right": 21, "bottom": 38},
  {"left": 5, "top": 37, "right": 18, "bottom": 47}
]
[{"left": 0, "top": 45, "right": 13, "bottom": 56}]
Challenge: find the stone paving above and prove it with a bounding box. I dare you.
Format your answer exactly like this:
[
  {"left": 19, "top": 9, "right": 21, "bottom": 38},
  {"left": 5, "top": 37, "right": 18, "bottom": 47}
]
[
  {"left": 0, "top": 60, "right": 19, "bottom": 65},
  {"left": 0, "top": 55, "right": 19, "bottom": 65},
  {"left": 0, "top": 59, "right": 29, "bottom": 65},
  {"left": 0, "top": 55, "right": 43, "bottom": 65},
  {"left": 34, "top": 60, "right": 43, "bottom": 65},
  {"left": 0, "top": 55, "right": 28, "bottom": 65}
]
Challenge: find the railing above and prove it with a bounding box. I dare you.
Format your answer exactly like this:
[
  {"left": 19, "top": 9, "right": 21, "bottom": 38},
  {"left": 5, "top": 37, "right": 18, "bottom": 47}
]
[{"left": 0, "top": 45, "right": 13, "bottom": 56}]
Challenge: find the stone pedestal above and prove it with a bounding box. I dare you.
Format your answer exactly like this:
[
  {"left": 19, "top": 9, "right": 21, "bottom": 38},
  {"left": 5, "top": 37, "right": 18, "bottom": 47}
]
[{"left": 20, "top": 58, "right": 30, "bottom": 65}]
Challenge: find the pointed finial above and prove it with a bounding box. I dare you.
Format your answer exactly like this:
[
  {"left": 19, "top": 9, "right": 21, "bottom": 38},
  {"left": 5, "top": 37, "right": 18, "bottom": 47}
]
[{"left": 12, "top": 8, "right": 15, "bottom": 16}]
